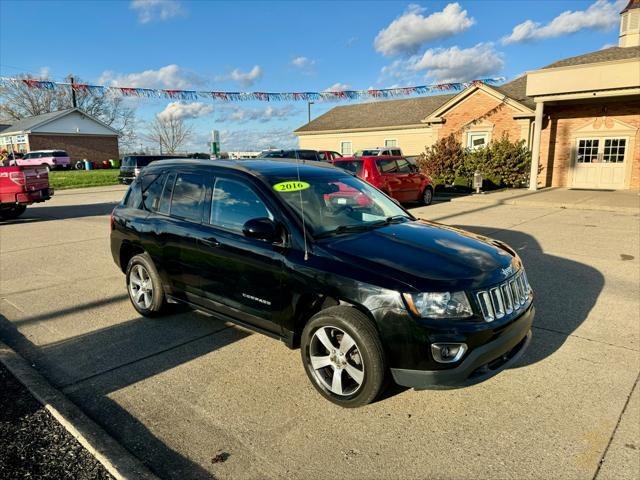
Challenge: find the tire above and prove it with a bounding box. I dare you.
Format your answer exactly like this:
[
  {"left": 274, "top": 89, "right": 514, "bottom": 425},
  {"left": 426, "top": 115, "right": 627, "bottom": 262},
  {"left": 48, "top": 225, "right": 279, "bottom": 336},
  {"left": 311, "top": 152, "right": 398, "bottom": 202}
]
[
  {"left": 41, "top": 163, "right": 51, "bottom": 172},
  {"left": 421, "top": 186, "right": 434, "bottom": 206},
  {"left": 301, "top": 306, "right": 386, "bottom": 407},
  {"left": 0, "top": 204, "right": 26, "bottom": 220},
  {"left": 125, "top": 253, "right": 167, "bottom": 316}
]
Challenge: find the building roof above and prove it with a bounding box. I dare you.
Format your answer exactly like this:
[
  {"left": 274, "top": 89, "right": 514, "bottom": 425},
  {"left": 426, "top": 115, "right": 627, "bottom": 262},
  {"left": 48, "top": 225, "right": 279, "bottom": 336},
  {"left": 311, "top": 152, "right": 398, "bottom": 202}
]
[
  {"left": 543, "top": 46, "right": 640, "bottom": 69},
  {"left": 0, "top": 108, "right": 120, "bottom": 136},
  {"left": 492, "top": 76, "right": 535, "bottom": 109},
  {"left": 622, "top": 0, "right": 639, "bottom": 13},
  {"left": 294, "top": 94, "right": 457, "bottom": 133},
  {"left": 2, "top": 109, "right": 76, "bottom": 135}
]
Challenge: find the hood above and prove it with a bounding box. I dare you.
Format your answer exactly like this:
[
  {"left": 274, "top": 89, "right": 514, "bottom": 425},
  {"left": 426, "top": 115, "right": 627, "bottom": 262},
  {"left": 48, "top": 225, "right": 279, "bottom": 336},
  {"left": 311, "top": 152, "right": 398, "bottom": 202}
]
[{"left": 320, "top": 220, "right": 520, "bottom": 292}]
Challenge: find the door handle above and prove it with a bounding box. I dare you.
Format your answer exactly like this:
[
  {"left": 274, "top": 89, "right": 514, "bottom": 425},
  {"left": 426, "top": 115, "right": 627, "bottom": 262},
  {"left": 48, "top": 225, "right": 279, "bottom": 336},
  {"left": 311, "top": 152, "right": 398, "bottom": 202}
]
[{"left": 198, "top": 238, "right": 220, "bottom": 248}]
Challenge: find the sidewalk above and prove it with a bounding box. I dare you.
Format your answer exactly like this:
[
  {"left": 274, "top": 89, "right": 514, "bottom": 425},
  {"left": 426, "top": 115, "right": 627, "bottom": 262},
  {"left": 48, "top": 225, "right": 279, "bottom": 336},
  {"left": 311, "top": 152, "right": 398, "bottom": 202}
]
[{"left": 446, "top": 187, "right": 640, "bottom": 214}]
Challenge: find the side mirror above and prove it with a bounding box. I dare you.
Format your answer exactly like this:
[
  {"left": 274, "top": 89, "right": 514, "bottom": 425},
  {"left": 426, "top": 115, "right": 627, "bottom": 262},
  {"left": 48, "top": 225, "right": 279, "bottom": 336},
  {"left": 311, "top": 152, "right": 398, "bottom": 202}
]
[{"left": 243, "top": 217, "right": 278, "bottom": 242}]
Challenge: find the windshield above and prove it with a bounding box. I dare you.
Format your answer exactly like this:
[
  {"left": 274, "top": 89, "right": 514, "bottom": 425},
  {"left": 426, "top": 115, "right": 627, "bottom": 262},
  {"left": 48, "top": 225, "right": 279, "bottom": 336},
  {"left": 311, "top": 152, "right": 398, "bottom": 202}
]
[
  {"left": 269, "top": 173, "right": 411, "bottom": 237},
  {"left": 355, "top": 149, "right": 380, "bottom": 157}
]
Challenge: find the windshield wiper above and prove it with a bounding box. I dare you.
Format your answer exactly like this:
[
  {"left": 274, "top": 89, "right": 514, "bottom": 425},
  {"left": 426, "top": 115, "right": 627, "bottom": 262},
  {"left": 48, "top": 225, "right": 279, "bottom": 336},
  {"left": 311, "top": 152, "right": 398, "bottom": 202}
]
[{"left": 315, "top": 216, "right": 410, "bottom": 239}]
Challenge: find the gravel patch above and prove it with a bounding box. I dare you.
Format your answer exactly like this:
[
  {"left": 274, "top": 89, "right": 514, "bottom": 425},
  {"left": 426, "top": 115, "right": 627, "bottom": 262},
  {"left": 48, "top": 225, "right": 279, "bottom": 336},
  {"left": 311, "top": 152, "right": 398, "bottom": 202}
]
[{"left": 0, "top": 363, "right": 113, "bottom": 479}]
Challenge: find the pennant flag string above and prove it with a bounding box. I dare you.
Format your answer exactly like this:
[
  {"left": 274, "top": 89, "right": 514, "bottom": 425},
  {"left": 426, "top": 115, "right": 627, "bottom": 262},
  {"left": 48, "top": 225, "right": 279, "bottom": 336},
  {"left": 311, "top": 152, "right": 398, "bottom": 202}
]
[{"left": 0, "top": 76, "right": 506, "bottom": 102}]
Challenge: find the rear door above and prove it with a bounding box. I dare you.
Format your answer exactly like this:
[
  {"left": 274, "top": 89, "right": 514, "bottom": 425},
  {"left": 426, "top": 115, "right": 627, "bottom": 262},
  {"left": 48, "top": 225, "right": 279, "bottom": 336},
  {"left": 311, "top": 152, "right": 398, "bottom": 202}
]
[
  {"left": 375, "top": 158, "right": 405, "bottom": 200},
  {"left": 396, "top": 157, "right": 422, "bottom": 201}
]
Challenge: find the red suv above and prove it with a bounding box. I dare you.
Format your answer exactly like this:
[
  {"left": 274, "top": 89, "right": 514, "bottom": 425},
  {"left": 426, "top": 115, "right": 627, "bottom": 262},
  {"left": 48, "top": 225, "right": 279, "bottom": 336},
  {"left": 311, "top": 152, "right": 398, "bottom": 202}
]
[{"left": 333, "top": 156, "right": 434, "bottom": 205}]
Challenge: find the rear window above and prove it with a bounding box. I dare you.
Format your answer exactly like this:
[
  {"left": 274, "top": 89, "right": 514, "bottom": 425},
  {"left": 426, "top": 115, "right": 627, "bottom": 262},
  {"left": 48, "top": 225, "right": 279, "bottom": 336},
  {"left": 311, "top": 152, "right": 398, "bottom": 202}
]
[
  {"left": 158, "top": 172, "right": 176, "bottom": 214},
  {"left": 124, "top": 180, "right": 143, "bottom": 209},
  {"left": 297, "top": 151, "right": 318, "bottom": 161},
  {"left": 53, "top": 151, "right": 68, "bottom": 157},
  {"left": 376, "top": 158, "right": 398, "bottom": 173},
  {"left": 355, "top": 149, "right": 380, "bottom": 157},
  {"left": 335, "top": 160, "right": 364, "bottom": 175},
  {"left": 142, "top": 174, "right": 166, "bottom": 211}
]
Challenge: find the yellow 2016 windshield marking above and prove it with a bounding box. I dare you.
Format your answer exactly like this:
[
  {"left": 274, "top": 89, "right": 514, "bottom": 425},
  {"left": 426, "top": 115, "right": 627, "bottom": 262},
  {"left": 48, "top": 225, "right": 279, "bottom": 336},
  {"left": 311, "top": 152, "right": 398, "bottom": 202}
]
[{"left": 273, "top": 181, "right": 310, "bottom": 192}]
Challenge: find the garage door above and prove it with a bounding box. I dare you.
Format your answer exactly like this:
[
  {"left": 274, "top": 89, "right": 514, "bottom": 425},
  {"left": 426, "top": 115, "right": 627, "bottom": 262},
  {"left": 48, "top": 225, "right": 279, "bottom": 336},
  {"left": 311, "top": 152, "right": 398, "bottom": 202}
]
[{"left": 572, "top": 137, "right": 627, "bottom": 189}]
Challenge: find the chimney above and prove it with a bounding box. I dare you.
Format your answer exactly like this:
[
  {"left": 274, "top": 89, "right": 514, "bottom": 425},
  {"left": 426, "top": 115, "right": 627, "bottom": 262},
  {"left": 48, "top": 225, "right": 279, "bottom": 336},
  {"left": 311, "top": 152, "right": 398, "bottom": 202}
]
[{"left": 619, "top": 0, "right": 640, "bottom": 47}]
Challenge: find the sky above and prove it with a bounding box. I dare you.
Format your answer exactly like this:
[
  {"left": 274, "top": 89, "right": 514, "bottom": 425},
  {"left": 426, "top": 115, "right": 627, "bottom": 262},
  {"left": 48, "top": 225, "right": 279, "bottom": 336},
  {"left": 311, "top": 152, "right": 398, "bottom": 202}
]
[{"left": 0, "top": 0, "right": 629, "bottom": 152}]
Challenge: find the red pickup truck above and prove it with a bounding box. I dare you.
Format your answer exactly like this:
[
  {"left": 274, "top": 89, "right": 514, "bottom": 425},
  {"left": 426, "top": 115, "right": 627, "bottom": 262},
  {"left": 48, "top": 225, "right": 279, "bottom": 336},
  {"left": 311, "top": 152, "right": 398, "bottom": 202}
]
[
  {"left": 0, "top": 165, "right": 53, "bottom": 220},
  {"left": 333, "top": 155, "right": 434, "bottom": 205}
]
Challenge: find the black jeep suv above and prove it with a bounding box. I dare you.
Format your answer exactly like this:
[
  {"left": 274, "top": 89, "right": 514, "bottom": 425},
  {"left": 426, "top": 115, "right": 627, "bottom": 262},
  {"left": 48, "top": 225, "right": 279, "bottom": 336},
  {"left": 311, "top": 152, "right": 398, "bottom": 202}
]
[{"left": 110, "top": 159, "right": 534, "bottom": 407}]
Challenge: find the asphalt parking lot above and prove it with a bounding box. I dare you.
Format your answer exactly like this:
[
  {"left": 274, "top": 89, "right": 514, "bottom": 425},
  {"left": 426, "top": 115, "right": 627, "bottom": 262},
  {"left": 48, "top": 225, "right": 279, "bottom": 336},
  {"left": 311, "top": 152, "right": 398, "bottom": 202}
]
[{"left": 1, "top": 185, "right": 638, "bottom": 480}]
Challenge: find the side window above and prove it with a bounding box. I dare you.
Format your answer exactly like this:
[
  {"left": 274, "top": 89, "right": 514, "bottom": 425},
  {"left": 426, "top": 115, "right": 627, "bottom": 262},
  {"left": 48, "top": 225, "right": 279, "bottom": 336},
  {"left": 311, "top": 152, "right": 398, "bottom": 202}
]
[
  {"left": 392, "top": 149, "right": 401, "bottom": 156},
  {"left": 125, "top": 180, "right": 143, "bottom": 209},
  {"left": 169, "top": 173, "right": 208, "bottom": 222},
  {"left": 158, "top": 172, "right": 176, "bottom": 214},
  {"left": 142, "top": 173, "right": 166, "bottom": 211},
  {"left": 396, "top": 158, "right": 411, "bottom": 173},
  {"left": 318, "top": 152, "right": 327, "bottom": 161},
  {"left": 210, "top": 178, "right": 272, "bottom": 233},
  {"left": 377, "top": 158, "right": 398, "bottom": 174}
]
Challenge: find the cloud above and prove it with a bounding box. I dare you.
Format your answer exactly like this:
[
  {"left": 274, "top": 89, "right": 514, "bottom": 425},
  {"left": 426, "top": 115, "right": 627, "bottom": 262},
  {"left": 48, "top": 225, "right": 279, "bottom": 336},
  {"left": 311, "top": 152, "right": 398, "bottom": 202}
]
[
  {"left": 291, "top": 56, "right": 315, "bottom": 68},
  {"left": 214, "top": 105, "right": 297, "bottom": 124},
  {"left": 216, "top": 65, "right": 263, "bottom": 87},
  {"left": 219, "top": 128, "right": 298, "bottom": 151},
  {"left": 324, "top": 82, "right": 352, "bottom": 92},
  {"left": 345, "top": 37, "right": 358, "bottom": 48},
  {"left": 130, "top": 0, "right": 186, "bottom": 24},
  {"left": 99, "top": 64, "right": 201, "bottom": 89},
  {"left": 502, "top": 0, "right": 624, "bottom": 44},
  {"left": 157, "top": 102, "right": 214, "bottom": 121},
  {"left": 374, "top": 3, "right": 475, "bottom": 56},
  {"left": 381, "top": 43, "right": 504, "bottom": 83},
  {"left": 38, "top": 67, "right": 50, "bottom": 79}
]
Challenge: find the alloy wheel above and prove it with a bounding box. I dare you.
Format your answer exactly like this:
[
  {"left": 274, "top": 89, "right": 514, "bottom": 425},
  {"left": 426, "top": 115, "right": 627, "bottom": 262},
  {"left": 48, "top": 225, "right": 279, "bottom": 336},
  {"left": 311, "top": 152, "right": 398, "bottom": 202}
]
[
  {"left": 309, "top": 326, "right": 364, "bottom": 396},
  {"left": 129, "top": 264, "right": 153, "bottom": 310}
]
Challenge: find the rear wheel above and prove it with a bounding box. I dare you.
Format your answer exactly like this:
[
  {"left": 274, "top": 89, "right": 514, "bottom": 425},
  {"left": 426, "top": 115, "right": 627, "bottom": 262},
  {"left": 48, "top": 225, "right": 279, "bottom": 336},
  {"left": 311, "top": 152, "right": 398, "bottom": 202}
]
[
  {"left": 301, "top": 306, "right": 386, "bottom": 407},
  {"left": 41, "top": 163, "right": 51, "bottom": 172},
  {"left": 0, "top": 204, "right": 26, "bottom": 220},
  {"left": 421, "top": 186, "right": 433, "bottom": 205},
  {"left": 125, "top": 253, "right": 167, "bottom": 316}
]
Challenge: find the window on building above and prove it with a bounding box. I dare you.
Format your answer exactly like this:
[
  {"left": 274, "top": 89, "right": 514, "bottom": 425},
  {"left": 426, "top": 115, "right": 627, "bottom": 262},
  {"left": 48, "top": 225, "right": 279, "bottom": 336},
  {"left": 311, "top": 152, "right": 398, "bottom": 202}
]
[
  {"left": 169, "top": 173, "right": 208, "bottom": 222},
  {"left": 210, "top": 178, "right": 272, "bottom": 233},
  {"left": 602, "top": 138, "right": 626, "bottom": 163},
  {"left": 467, "top": 132, "right": 489, "bottom": 150},
  {"left": 577, "top": 139, "right": 600, "bottom": 163},
  {"left": 384, "top": 139, "right": 397, "bottom": 148},
  {"left": 341, "top": 141, "right": 353, "bottom": 156}
]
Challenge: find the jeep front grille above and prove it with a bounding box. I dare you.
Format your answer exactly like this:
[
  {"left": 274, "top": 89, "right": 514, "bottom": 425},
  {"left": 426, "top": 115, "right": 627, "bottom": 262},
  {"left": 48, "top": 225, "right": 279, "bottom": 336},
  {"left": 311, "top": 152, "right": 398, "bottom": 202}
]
[{"left": 476, "top": 270, "right": 531, "bottom": 322}]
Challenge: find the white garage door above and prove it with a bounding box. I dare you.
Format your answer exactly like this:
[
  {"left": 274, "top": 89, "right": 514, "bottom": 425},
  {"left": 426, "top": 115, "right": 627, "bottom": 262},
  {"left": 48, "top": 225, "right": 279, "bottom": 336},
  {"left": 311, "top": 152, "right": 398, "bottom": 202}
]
[{"left": 573, "top": 137, "right": 627, "bottom": 189}]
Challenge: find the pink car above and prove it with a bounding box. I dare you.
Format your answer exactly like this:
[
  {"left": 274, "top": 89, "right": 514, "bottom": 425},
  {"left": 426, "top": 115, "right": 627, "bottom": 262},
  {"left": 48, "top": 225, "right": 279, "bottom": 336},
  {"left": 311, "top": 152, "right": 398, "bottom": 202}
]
[{"left": 16, "top": 150, "right": 71, "bottom": 171}]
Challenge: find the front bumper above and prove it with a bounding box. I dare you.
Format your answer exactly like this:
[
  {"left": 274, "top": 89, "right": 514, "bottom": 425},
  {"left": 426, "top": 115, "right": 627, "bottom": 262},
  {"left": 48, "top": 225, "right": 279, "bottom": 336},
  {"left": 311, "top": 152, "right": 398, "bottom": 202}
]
[{"left": 391, "top": 305, "right": 534, "bottom": 389}]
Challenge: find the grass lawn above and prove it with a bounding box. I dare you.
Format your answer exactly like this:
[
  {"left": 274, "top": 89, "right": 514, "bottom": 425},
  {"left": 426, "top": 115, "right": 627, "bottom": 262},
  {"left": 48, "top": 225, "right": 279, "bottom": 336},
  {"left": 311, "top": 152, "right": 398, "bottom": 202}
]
[{"left": 49, "top": 169, "right": 120, "bottom": 190}]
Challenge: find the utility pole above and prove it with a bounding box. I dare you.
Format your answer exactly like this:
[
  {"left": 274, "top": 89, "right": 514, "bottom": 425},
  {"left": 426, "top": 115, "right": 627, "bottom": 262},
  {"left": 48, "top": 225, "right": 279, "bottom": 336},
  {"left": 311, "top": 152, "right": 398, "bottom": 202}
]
[
  {"left": 307, "top": 101, "right": 314, "bottom": 124},
  {"left": 68, "top": 75, "right": 77, "bottom": 108}
]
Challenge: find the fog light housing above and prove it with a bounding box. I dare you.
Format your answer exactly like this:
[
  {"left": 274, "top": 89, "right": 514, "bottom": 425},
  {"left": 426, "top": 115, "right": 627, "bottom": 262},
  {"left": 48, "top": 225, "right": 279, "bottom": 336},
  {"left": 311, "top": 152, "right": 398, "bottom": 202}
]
[{"left": 431, "top": 343, "right": 467, "bottom": 363}]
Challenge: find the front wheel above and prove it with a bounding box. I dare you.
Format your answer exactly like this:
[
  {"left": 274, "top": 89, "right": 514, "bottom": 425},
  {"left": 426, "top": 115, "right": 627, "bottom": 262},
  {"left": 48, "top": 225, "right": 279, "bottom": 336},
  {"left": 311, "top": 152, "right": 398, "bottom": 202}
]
[
  {"left": 301, "top": 306, "right": 386, "bottom": 407},
  {"left": 421, "top": 186, "right": 433, "bottom": 206},
  {"left": 0, "top": 204, "right": 27, "bottom": 220},
  {"left": 41, "top": 163, "right": 51, "bottom": 172},
  {"left": 125, "top": 253, "right": 167, "bottom": 316}
]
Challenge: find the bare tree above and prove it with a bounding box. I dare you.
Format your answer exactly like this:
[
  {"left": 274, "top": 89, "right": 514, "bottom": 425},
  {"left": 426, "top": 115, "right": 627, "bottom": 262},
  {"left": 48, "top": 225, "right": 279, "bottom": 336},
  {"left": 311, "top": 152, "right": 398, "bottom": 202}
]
[
  {"left": 144, "top": 115, "right": 192, "bottom": 154},
  {"left": 0, "top": 74, "right": 137, "bottom": 151}
]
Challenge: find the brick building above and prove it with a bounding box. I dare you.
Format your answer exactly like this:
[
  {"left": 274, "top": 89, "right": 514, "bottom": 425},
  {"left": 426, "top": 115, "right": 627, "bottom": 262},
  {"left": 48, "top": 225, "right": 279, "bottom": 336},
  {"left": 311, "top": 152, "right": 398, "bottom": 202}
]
[
  {"left": 296, "top": 1, "right": 640, "bottom": 190},
  {"left": 0, "top": 108, "right": 120, "bottom": 163}
]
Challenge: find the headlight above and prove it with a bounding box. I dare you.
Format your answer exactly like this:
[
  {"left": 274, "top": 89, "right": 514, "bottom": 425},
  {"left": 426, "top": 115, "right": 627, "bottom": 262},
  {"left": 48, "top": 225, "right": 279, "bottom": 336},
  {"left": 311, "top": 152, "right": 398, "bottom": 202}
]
[{"left": 402, "top": 291, "right": 472, "bottom": 319}]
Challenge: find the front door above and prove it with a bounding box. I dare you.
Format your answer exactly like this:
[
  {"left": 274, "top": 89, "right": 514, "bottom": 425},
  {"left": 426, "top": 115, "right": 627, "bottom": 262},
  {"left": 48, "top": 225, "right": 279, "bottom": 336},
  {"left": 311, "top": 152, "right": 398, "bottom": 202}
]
[
  {"left": 573, "top": 137, "right": 628, "bottom": 189},
  {"left": 193, "top": 175, "right": 285, "bottom": 335}
]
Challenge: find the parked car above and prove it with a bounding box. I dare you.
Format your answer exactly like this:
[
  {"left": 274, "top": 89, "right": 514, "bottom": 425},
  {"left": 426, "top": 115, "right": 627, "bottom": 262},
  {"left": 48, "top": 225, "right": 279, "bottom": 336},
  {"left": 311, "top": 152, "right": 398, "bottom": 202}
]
[
  {"left": 16, "top": 150, "right": 71, "bottom": 171},
  {"left": 110, "top": 158, "right": 534, "bottom": 407},
  {"left": 118, "top": 155, "right": 183, "bottom": 184},
  {"left": 317, "top": 150, "right": 342, "bottom": 162},
  {"left": 260, "top": 149, "right": 320, "bottom": 161},
  {"left": 0, "top": 165, "right": 52, "bottom": 220},
  {"left": 334, "top": 155, "right": 434, "bottom": 205},
  {"left": 355, "top": 147, "right": 403, "bottom": 157}
]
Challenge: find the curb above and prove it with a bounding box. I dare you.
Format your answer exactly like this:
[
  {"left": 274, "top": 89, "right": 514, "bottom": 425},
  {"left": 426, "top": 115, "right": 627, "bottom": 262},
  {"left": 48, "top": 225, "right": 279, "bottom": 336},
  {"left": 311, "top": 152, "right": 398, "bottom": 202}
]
[
  {"left": 447, "top": 195, "right": 639, "bottom": 214},
  {"left": 0, "top": 341, "right": 158, "bottom": 480}
]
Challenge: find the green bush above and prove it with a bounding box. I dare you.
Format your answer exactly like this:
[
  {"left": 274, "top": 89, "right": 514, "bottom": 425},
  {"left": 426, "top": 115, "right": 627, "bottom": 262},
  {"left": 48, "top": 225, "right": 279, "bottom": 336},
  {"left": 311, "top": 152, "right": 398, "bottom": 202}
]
[
  {"left": 415, "top": 134, "right": 465, "bottom": 186},
  {"left": 418, "top": 133, "right": 532, "bottom": 189}
]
